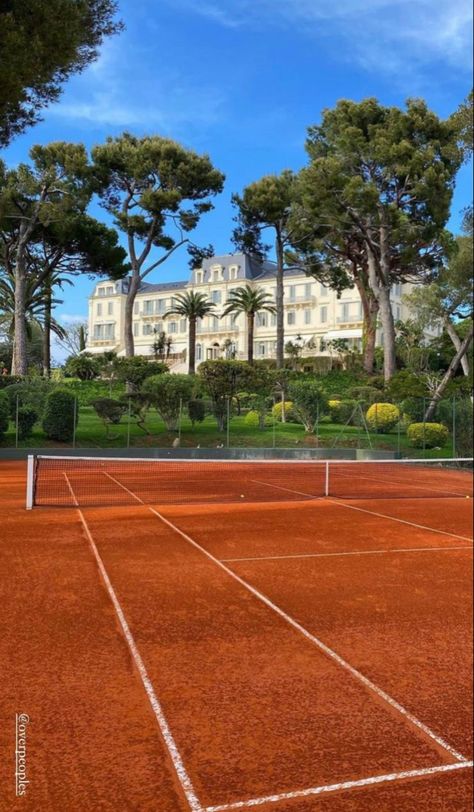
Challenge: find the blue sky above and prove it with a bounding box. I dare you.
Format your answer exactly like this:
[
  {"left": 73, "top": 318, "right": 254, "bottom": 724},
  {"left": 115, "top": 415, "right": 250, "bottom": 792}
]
[{"left": 2, "top": 0, "right": 473, "bottom": 336}]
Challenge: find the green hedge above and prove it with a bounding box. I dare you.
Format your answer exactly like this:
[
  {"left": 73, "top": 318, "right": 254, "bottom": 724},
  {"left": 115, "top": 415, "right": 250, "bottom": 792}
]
[
  {"left": 0, "top": 391, "right": 9, "bottom": 438},
  {"left": 42, "top": 389, "right": 78, "bottom": 442},
  {"left": 407, "top": 423, "right": 449, "bottom": 449}
]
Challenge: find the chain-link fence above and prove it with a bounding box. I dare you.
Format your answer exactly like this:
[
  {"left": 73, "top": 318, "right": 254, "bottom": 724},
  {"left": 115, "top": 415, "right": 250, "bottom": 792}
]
[{"left": 2, "top": 391, "right": 473, "bottom": 459}]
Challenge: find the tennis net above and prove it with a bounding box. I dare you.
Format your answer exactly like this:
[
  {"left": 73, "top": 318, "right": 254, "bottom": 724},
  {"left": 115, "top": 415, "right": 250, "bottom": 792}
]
[{"left": 26, "top": 455, "right": 473, "bottom": 508}]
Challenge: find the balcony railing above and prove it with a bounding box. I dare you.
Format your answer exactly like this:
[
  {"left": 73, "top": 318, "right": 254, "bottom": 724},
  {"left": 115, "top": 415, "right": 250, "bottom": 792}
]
[{"left": 336, "top": 315, "right": 363, "bottom": 324}]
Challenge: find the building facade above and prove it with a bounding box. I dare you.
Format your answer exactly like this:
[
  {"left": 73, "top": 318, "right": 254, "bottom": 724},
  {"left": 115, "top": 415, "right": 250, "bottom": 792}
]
[{"left": 86, "top": 253, "right": 418, "bottom": 370}]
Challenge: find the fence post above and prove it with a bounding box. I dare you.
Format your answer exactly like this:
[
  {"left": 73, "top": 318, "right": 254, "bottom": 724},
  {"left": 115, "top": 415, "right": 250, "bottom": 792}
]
[
  {"left": 178, "top": 398, "right": 183, "bottom": 444},
  {"left": 422, "top": 397, "right": 426, "bottom": 458},
  {"left": 72, "top": 396, "right": 77, "bottom": 449},
  {"left": 15, "top": 394, "right": 19, "bottom": 449},
  {"left": 272, "top": 398, "right": 276, "bottom": 449},
  {"left": 127, "top": 396, "right": 132, "bottom": 449},
  {"left": 452, "top": 396, "right": 456, "bottom": 458},
  {"left": 397, "top": 403, "right": 401, "bottom": 456},
  {"left": 226, "top": 397, "right": 230, "bottom": 448},
  {"left": 325, "top": 460, "right": 330, "bottom": 496}
]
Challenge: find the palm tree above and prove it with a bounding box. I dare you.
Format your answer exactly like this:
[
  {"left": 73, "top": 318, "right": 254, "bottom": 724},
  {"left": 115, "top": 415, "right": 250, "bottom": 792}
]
[
  {"left": 222, "top": 285, "right": 276, "bottom": 364},
  {"left": 164, "top": 291, "right": 216, "bottom": 374}
]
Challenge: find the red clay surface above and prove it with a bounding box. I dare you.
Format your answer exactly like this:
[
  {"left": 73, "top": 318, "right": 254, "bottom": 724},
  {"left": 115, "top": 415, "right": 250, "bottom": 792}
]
[{"left": 1, "top": 459, "right": 473, "bottom": 811}]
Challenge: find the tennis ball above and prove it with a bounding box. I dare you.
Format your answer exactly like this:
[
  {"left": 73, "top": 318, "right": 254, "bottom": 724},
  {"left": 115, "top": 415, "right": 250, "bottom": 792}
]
[{"left": 240, "top": 494, "right": 245, "bottom": 498}]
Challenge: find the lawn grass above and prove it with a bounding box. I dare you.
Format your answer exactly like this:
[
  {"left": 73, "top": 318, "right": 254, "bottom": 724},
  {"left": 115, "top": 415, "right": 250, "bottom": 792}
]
[{"left": 0, "top": 406, "right": 456, "bottom": 458}]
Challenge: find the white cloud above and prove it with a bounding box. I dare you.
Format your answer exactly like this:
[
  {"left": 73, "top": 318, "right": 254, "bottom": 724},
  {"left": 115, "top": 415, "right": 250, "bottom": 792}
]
[
  {"left": 172, "top": 0, "right": 473, "bottom": 80},
  {"left": 48, "top": 35, "right": 225, "bottom": 132}
]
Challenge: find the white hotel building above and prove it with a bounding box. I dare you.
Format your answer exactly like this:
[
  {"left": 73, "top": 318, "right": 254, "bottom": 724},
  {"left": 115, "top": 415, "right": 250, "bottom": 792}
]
[{"left": 87, "top": 253, "right": 414, "bottom": 370}]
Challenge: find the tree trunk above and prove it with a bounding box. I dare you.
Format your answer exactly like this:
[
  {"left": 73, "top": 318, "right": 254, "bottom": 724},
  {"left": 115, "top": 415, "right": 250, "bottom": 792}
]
[
  {"left": 11, "top": 252, "right": 28, "bottom": 376},
  {"left": 275, "top": 231, "right": 285, "bottom": 368},
  {"left": 188, "top": 317, "right": 196, "bottom": 374},
  {"left": 42, "top": 283, "right": 52, "bottom": 377},
  {"left": 444, "top": 317, "right": 470, "bottom": 377},
  {"left": 247, "top": 313, "right": 254, "bottom": 364},
  {"left": 124, "top": 271, "right": 140, "bottom": 356},
  {"left": 424, "top": 324, "right": 474, "bottom": 421},
  {"left": 79, "top": 325, "right": 86, "bottom": 352},
  {"left": 355, "top": 278, "right": 379, "bottom": 375},
  {"left": 366, "top": 251, "right": 396, "bottom": 381}
]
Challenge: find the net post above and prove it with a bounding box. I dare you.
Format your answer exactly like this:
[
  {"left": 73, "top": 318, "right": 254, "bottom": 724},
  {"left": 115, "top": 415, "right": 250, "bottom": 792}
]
[
  {"left": 26, "top": 455, "right": 35, "bottom": 510},
  {"left": 325, "top": 460, "right": 330, "bottom": 496}
]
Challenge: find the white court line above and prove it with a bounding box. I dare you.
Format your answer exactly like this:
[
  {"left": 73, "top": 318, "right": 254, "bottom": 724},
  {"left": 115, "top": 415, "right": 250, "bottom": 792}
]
[
  {"left": 204, "top": 761, "right": 474, "bottom": 811},
  {"left": 222, "top": 546, "right": 473, "bottom": 563},
  {"left": 64, "top": 474, "right": 204, "bottom": 812},
  {"left": 103, "top": 470, "right": 469, "bottom": 765},
  {"left": 251, "top": 478, "right": 473, "bottom": 543}
]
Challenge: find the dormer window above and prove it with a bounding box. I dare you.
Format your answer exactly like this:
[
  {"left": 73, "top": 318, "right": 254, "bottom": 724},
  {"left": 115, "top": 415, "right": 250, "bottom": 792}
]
[
  {"left": 229, "top": 266, "right": 238, "bottom": 280},
  {"left": 196, "top": 271, "right": 204, "bottom": 284}
]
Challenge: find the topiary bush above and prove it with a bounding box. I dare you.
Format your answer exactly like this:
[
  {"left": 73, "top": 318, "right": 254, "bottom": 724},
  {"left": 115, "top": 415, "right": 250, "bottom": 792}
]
[
  {"left": 17, "top": 406, "right": 38, "bottom": 440},
  {"left": 4, "top": 379, "right": 55, "bottom": 419},
  {"left": 64, "top": 353, "right": 101, "bottom": 381},
  {"left": 366, "top": 403, "right": 400, "bottom": 433},
  {"left": 288, "top": 380, "right": 328, "bottom": 433},
  {"left": 42, "top": 389, "right": 78, "bottom": 442},
  {"left": 400, "top": 397, "right": 426, "bottom": 424},
  {"left": 329, "top": 399, "right": 359, "bottom": 425},
  {"left": 188, "top": 399, "right": 206, "bottom": 427},
  {"left": 272, "top": 401, "right": 297, "bottom": 423},
  {"left": 407, "top": 422, "right": 449, "bottom": 449},
  {"left": 142, "top": 373, "right": 194, "bottom": 431},
  {"left": 244, "top": 410, "right": 260, "bottom": 427},
  {"left": 91, "top": 398, "right": 127, "bottom": 438},
  {"left": 0, "top": 390, "right": 9, "bottom": 438}
]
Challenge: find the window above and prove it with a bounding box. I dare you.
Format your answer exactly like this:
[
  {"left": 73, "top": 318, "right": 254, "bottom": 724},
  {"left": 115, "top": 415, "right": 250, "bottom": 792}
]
[
  {"left": 106, "top": 286, "right": 114, "bottom": 295},
  {"left": 270, "top": 313, "right": 277, "bottom": 327},
  {"left": 258, "top": 343, "right": 266, "bottom": 356},
  {"left": 133, "top": 323, "right": 139, "bottom": 337},
  {"left": 230, "top": 313, "right": 239, "bottom": 327},
  {"left": 319, "top": 284, "right": 327, "bottom": 296},
  {"left": 212, "top": 269, "right": 220, "bottom": 282},
  {"left": 156, "top": 299, "right": 166, "bottom": 314},
  {"left": 320, "top": 306, "right": 327, "bottom": 323},
  {"left": 211, "top": 290, "right": 221, "bottom": 304},
  {"left": 93, "top": 323, "right": 114, "bottom": 340},
  {"left": 179, "top": 319, "right": 186, "bottom": 333},
  {"left": 257, "top": 312, "right": 267, "bottom": 327},
  {"left": 394, "top": 283, "right": 402, "bottom": 297},
  {"left": 107, "top": 301, "right": 113, "bottom": 315},
  {"left": 196, "top": 344, "right": 202, "bottom": 361},
  {"left": 339, "top": 303, "right": 350, "bottom": 321},
  {"left": 168, "top": 322, "right": 177, "bottom": 334},
  {"left": 143, "top": 324, "right": 153, "bottom": 335},
  {"left": 287, "top": 311, "right": 296, "bottom": 325},
  {"left": 396, "top": 305, "right": 401, "bottom": 320},
  {"left": 156, "top": 321, "right": 164, "bottom": 333},
  {"left": 196, "top": 271, "right": 203, "bottom": 284},
  {"left": 229, "top": 266, "right": 238, "bottom": 280},
  {"left": 97, "top": 303, "right": 102, "bottom": 316},
  {"left": 304, "top": 283, "right": 312, "bottom": 298},
  {"left": 97, "top": 287, "right": 106, "bottom": 297},
  {"left": 143, "top": 300, "right": 154, "bottom": 315},
  {"left": 212, "top": 316, "right": 220, "bottom": 331},
  {"left": 289, "top": 285, "right": 296, "bottom": 301},
  {"left": 134, "top": 302, "right": 139, "bottom": 315},
  {"left": 304, "top": 309, "right": 311, "bottom": 325}
]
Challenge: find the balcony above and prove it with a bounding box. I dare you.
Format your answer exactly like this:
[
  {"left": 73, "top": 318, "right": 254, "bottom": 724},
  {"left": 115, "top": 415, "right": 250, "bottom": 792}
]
[
  {"left": 285, "top": 295, "right": 316, "bottom": 307},
  {"left": 89, "top": 337, "right": 116, "bottom": 346},
  {"left": 336, "top": 315, "right": 363, "bottom": 324}
]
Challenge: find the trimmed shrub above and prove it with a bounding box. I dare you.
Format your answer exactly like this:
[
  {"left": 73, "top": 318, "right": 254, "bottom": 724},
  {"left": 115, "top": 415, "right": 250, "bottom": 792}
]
[
  {"left": 91, "top": 398, "right": 127, "bottom": 438},
  {"left": 272, "top": 401, "right": 297, "bottom": 423},
  {"left": 42, "top": 389, "right": 78, "bottom": 442},
  {"left": 288, "top": 380, "right": 328, "bottom": 433},
  {"left": 0, "top": 375, "right": 23, "bottom": 390},
  {"left": 0, "top": 390, "right": 9, "bottom": 438},
  {"left": 113, "top": 357, "right": 167, "bottom": 391},
  {"left": 244, "top": 410, "right": 260, "bottom": 427},
  {"left": 17, "top": 406, "right": 38, "bottom": 440},
  {"left": 4, "top": 380, "right": 55, "bottom": 418},
  {"left": 188, "top": 399, "right": 206, "bottom": 427},
  {"left": 366, "top": 403, "right": 400, "bottom": 433},
  {"left": 407, "top": 422, "right": 449, "bottom": 449},
  {"left": 400, "top": 397, "right": 426, "bottom": 424},
  {"left": 64, "top": 353, "right": 101, "bottom": 381},
  {"left": 348, "top": 386, "right": 380, "bottom": 405},
  {"left": 329, "top": 399, "right": 360, "bottom": 425},
  {"left": 142, "top": 373, "right": 194, "bottom": 431}
]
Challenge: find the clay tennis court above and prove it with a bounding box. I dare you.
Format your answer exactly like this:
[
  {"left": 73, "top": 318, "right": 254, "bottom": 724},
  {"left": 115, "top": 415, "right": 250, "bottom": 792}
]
[{"left": 1, "top": 457, "right": 473, "bottom": 811}]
